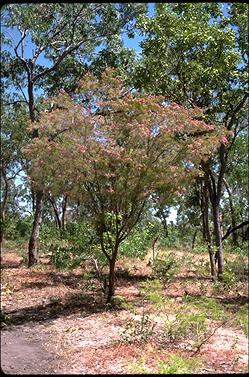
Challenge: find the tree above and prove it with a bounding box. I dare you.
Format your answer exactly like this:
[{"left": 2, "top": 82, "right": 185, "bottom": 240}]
[
  {"left": 0, "top": 105, "right": 28, "bottom": 246},
  {"left": 25, "top": 69, "right": 225, "bottom": 302},
  {"left": 135, "top": 3, "right": 248, "bottom": 279},
  {"left": 1, "top": 3, "right": 147, "bottom": 266}
]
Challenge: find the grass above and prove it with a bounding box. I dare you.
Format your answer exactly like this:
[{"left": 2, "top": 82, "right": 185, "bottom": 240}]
[
  {"left": 129, "top": 353, "right": 202, "bottom": 374},
  {"left": 183, "top": 295, "right": 227, "bottom": 321}
]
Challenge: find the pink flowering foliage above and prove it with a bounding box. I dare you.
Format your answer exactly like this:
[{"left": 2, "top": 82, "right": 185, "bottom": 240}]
[{"left": 24, "top": 68, "right": 226, "bottom": 258}]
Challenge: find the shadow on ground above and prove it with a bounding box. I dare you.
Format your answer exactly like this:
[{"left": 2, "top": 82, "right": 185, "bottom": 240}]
[{"left": 3, "top": 291, "right": 111, "bottom": 327}]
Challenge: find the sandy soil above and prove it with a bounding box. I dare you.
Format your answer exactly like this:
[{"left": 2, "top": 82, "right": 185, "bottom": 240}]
[{"left": 1, "top": 248, "right": 248, "bottom": 374}]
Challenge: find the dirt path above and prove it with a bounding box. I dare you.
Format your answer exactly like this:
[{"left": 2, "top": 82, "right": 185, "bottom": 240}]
[{"left": 1, "top": 324, "right": 63, "bottom": 375}]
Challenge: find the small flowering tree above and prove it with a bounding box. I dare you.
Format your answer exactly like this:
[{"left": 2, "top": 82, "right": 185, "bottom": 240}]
[{"left": 25, "top": 69, "right": 226, "bottom": 302}]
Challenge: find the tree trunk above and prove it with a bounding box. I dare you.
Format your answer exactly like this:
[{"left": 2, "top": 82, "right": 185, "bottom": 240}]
[
  {"left": 28, "top": 190, "right": 44, "bottom": 267},
  {"left": 107, "top": 258, "right": 116, "bottom": 303},
  {"left": 212, "top": 198, "right": 224, "bottom": 280},
  {"left": 223, "top": 178, "right": 238, "bottom": 246},
  {"left": 49, "top": 197, "right": 62, "bottom": 230},
  {"left": 62, "top": 194, "right": 68, "bottom": 231},
  {"left": 27, "top": 78, "right": 44, "bottom": 266},
  {"left": 0, "top": 170, "right": 9, "bottom": 248},
  {"left": 200, "top": 176, "right": 216, "bottom": 278}
]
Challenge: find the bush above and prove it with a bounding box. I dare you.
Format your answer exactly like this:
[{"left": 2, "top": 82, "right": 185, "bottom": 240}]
[
  {"left": 40, "top": 220, "right": 104, "bottom": 270},
  {"left": 152, "top": 253, "right": 179, "bottom": 282},
  {"left": 222, "top": 270, "right": 239, "bottom": 290},
  {"left": 120, "top": 228, "right": 152, "bottom": 259},
  {"left": 121, "top": 310, "right": 155, "bottom": 343},
  {"left": 236, "top": 303, "right": 249, "bottom": 336},
  {"left": 140, "top": 278, "right": 165, "bottom": 306},
  {"left": 4, "top": 216, "right": 32, "bottom": 240},
  {"left": 157, "top": 354, "right": 202, "bottom": 374},
  {"left": 164, "top": 310, "right": 208, "bottom": 343}
]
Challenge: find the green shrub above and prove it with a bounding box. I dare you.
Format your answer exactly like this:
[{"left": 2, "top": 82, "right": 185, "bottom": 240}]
[
  {"left": 140, "top": 278, "right": 165, "bottom": 308},
  {"left": 152, "top": 253, "right": 179, "bottom": 282},
  {"left": 183, "top": 295, "right": 226, "bottom": 321},
  {"left": 120, "top": 227, "right": 153, "bottom": 259},
  {"left": 222, "top": 270, "right": 239, "bottom": 290},
  {"left": 121, "top": 311, "right": 155, "bottom": 343},
  {"left": 236, "top": 303, "right": 249, "bottom": 336},
  {"left": 164, "top": 310, "right": 208, "bottom": 343},
  {"left": 40, "top": 220, "right": 104, "bottom": 270},
  {"left": 157, "top": 354, "right": 202, "bottom": 374},
  {"left": 129, "top": 353, "right": 201, "bottom": 374}
]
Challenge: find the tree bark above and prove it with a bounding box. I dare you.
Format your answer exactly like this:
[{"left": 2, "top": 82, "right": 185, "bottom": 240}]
[
  {"left": 223, "top": 220, "right": 249, "bottom": 241},
  {"left": 27, "top": 77, "right": 45, "bottom": 266},
  {"left": 107, "top": 257, "right": 116, "bottom": 303},
  {"left": 212, "top": 198, "right": 224, "bottom": 279},
  {"left": 223, "top": 178, "right": 238, "bottom": 246},
  {"left": 0, "top": 170, "right": 9, "bottom": 247},
  {"left": 62, "top": 194, "right": 68, "bottom": 231},
  {"left": 199, "top": 175, "right": 216, "bottom": 278},
  {"left": 28, "top": 190, "right": 44, "bottom": 267},
  {"left": 49, "top": 196, "right": 62, "bottom": 230}
]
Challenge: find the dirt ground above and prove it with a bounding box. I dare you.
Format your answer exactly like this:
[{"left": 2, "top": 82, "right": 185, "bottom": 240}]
[{"left": 1, "top": 247, "right": 248, "bottom": 374}]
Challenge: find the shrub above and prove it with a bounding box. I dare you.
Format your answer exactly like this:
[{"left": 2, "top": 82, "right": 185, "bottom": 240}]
[
  {"left": 164, "top": 310, "right": 208, "bottom": 343},
  {"left": 121, "top": 311, "right": 155, "bottom": 343},
  {"left": 120, "top": 227, "right": 153, "bottom": 259},
  {"left": 236, "top": 303, "right": 249, "bottom": 336},
  {"left": 152, "top": 253, "right": 179, "bottom": 282},
  {"left": 140, "top": 278, "right": 165, "bottom": 306},
  {"left": 157, "top": 354, "right": 202, "bottom": 374}
]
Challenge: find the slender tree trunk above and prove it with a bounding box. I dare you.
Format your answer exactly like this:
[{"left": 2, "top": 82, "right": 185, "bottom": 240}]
[
  {"left": 28, "top": 190, "right": 43, "bottom": 267},
  {"left": 211, "top": 198, "right": 224, "bottom": 280},
  {"left": 223, "top": 178, "right": 238, "bottom": 246},
  {"left": 107, "top": 257, "right": 116, "bottom": 303},
  {"left": 62, "top": 194, "right": 68, "bottom": 231},
  {"left": 200, "top": 176, "right": 216, "bottom": 278},
  {"left": 27, "top": 79, "right": 44, "bottom": 266},
  {"left": 31, "top": 186, "right": 35, "bottom": 213},
  {"left": 0, "top": 171, "right": 9, "bottom": 248},
  {"left": 49, "top": 197, "right": 62, "bottom": 230}
]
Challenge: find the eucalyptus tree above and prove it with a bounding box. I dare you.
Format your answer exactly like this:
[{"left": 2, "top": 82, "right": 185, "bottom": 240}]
[
  {"left": 1, "top": 3, "right": 147, "bottom": 266},
  {"left": 135, "top": 3, "right": 248, "bottom": 278}
]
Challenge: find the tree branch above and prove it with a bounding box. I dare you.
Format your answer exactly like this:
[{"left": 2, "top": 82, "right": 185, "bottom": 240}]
[{"left": 222, "top": 221, "right": 249, "bottom": 241}]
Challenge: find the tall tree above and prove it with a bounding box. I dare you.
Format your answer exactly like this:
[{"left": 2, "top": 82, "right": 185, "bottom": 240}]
[
  {"left": 1, "top": 3, "right": 146, "bottom": 266},
  {"left": 135, "top": 3, "right": 248, "bottom": 278}
]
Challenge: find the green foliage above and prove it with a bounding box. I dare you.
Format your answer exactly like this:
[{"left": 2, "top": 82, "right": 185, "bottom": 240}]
[
  {"left": 183, "top": 295, "right": 226, "bottom": 321},
  {"left": 164, "top": 310, "right": 208, "bottom": 343},
  {"left": 129, "top": 353, "right": 201, "bottom": 374},
  {"left": 235, "top": 303, "right": 249, "bottom": 336},
  {"left": 140, "top": 278, "right": 165, "bottom": 306},
  {"left": 120, "top": 224, "right": 155, "bottom": 259},
  {"left": 121, "top": 308, "right": 155, "bottom": 343},
  {"left": 39, "top": 220, "right": 102, "bottom": 270},
  {"left": 225, "top": 257, "right": 248, "bottom": 280},
  {"left": 157, "top": 354, "right": 202, "bottom": 374},
  {"left": 152, "top": 253, "right": 179, "bottom": 282},
  {"left": 4, "top": 216, "right": 32, "bottom": 240},
  {"left": 221, "top": 270, "right": 239, "bottom": 291}
]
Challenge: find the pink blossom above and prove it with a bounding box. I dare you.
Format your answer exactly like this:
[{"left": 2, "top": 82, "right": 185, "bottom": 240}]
[{"left": 221, "top": 136, "right": 228, "bottom": 145}]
